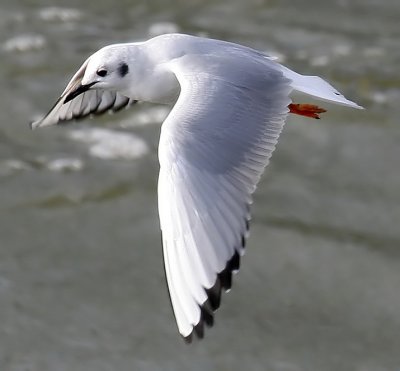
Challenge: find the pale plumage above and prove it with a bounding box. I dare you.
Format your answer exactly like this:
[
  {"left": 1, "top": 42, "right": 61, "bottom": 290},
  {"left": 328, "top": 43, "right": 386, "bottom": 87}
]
[{"left": 31, "top": 33, "right": 362, "bottom": 342}]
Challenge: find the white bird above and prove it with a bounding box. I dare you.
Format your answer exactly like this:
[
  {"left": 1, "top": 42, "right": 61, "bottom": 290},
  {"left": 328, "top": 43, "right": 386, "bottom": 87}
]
[{"left": 31, "top": 33, "right": 362, "bottom": 342}]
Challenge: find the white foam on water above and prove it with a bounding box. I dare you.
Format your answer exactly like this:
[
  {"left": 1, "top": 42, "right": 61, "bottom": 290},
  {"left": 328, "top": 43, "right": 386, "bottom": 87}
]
[
  {"left": 370, "top": 89, "right": 400, "bottom": 106},
  {"left": 148, "top": 22, "right": 180, "bottom": 37},
  {"left": 46, "top": 158, "right": 84, "bottom": 172},
  {"left": 3, "top": 34, "right": 46, "bottom": 52},
  {"left": 0, "top": 159, "right": 31, "bottom": 176},
  {"left": 332, "top": 43, "right": 352, "bottom": 57},
  {"left": 38, "top": 7, "right": 83, "bottom": 22},
  {"left": 310, "top": 55, "right": 330, "bottom": 67},
  {"left": 68, "top": 128, "right": 149, "bottom": 160},
  {"left": 363, "top": 47, "right": 385, "bottom": 58},
  {"left": 118, "top": 106, "right": 170, "bottom": 128}
]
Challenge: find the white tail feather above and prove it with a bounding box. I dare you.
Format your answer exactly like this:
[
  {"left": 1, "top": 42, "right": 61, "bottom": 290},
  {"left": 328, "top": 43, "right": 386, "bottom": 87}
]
[{"left": 280, "top": 66, "right": 363, "bottom": 109}]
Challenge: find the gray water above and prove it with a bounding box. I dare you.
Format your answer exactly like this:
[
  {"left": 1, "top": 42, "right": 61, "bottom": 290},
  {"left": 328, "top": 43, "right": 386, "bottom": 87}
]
[{"left": 1, "top": 0, "right": 400, "bottom": 370}]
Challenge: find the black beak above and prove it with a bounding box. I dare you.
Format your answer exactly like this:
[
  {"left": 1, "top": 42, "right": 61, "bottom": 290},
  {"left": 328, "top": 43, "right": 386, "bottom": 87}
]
[{"left": 64, "top": 82, "right": 97, "bottom": 103}]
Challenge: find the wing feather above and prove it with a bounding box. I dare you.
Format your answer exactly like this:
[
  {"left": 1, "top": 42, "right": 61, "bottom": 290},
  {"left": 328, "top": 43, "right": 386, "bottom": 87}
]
[
  {"left": 158, "top": 54, "right": 292, "bottom": 341},
  {"left": 31, "top": 60, "right": 137, "bottom": 129}
]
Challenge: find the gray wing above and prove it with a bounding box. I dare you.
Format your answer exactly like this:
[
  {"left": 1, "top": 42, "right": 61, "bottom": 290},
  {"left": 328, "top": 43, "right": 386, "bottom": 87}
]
[
  {"left": 158, "top": 53, "right": 292, "bottom": 341},
  {"left": 31, "top": 59, "right": 137, "bottom": 129}
]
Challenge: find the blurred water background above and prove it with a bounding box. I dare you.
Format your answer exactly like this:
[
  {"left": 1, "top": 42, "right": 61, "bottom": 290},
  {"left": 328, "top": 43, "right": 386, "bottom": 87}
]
[{"left": 1, "top": 0, "right": 400, "bottom": 370}]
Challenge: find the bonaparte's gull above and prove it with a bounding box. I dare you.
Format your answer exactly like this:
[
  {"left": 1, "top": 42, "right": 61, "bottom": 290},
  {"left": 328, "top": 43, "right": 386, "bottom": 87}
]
[{"left": 31, "top": 33, "right": 362, "bottom": 342}]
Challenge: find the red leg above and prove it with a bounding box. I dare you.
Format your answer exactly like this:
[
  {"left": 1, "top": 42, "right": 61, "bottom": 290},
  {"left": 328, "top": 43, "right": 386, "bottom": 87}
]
[{"left": 288, "top": 103, "right": 327, "bottom": 119}]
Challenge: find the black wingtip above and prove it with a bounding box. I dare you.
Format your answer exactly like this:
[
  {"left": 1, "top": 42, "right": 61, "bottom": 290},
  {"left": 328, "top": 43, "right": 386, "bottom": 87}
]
[
  {"left": 219, "top": 250, "right": 243, "bottom": 290},
  {"left": 194, "top": 322, "right": 205, "bottom": 339},
  {"left": 183, "top": 333, "right": 193, "bottom": 344},
  {"left": 205, "top": 278, "right": 222, "bottom": 311},
  {"left": 218, "top": 269, "right": 232, "bottom": 290},
  {"left": 185, "top": 249, "right": 243, "bottom": 342},
  {"left": 228, "top": 250, "right": 241, "bottom": 271},
  {"left": 182, "top": 306, "right": 213, "bottom": 344},
  {"left": 241, "top": 235, "right": 246, "bottom": 249},
  {"left": 200, "top": 305, "right": 214, "bottom": 327},
  {"left": 177, "top": 214, "right": 250, "bottom": 343}
]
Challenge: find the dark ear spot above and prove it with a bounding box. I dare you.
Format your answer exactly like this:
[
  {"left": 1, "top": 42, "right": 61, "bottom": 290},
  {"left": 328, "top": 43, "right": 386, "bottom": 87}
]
[{"left": 118, "top": 62, "right": 129, "bottom": 77}]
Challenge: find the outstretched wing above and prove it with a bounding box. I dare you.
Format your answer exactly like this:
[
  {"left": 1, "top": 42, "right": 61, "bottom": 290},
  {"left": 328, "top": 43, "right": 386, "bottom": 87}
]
[
  {"left": 158, "top": 54, "right": 292, "bottom": 342},
  {"left": 31, "top": 59, "right": 137, "bottom": 129}
]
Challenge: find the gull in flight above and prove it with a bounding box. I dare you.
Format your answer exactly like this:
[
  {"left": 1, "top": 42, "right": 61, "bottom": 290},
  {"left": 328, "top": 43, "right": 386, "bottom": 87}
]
[{"left": 31, "top": 33, "right": 362, "bottom": 342}]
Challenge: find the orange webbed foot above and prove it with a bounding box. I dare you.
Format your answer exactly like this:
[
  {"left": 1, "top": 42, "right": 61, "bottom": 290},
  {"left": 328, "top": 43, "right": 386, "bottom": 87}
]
[{"left": 288, "top": 103, "right": 327, "bottom": 119}]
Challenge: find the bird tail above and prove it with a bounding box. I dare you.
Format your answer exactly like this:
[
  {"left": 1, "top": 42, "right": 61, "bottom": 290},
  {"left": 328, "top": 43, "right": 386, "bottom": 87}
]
[{"left": 280, "top": 66, "right": 363, "bottom": 110}]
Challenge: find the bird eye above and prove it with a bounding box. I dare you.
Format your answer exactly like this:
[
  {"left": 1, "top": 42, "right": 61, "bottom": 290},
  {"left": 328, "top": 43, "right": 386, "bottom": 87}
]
[{"left": 96, "top": 69, "right": 108, "bottom": 77}]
